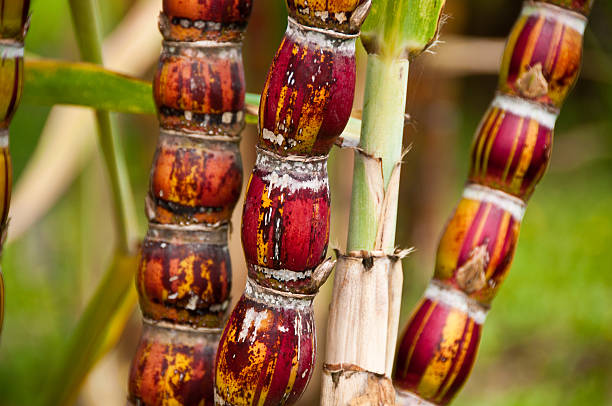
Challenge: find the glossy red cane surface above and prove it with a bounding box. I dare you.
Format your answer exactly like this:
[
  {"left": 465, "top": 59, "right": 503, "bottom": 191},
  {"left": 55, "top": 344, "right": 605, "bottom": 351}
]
[
  {"left": 129, "top": 324, "right": 220, "bottom": 406},
  {"left": 468, "top": 102, "right": 553, "bottom": 200},
  {"left": 137, "top": 231, "right": 231, "bottom": 328},
  {"left": 394, "top": 298, "right": 482, "bottom": 406},
  {"left": 241, "top": 152, "right": 330, "bottom": 291},
  {"left": 155, "top": 44, "right": 246, "bottom": 135},
  {"left": 258, "top": 21, "right": 356, "bottom": 156},
  {"left": 215, "top": 282, "right": 315, "bottom": 405}
]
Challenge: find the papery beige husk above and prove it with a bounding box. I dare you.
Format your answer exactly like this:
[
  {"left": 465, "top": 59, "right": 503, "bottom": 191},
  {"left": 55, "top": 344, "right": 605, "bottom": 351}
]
[{"left": 321, "top": 249, "right": 407, "bottom": 406}]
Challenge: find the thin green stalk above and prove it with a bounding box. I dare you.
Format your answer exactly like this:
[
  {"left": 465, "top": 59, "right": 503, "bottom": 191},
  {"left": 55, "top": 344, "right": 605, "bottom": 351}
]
[
  {"left": 68, "top": 0, "right": 138, "bottom": 252},
  {"left": 347, "top": 0, "right": 445, "bottom": 252},
  {"left": 91, "top": 110, "right": 137, "bottom": 250},
  {"left": 347, "top": 55, "right": 408, "bottom": 252}
]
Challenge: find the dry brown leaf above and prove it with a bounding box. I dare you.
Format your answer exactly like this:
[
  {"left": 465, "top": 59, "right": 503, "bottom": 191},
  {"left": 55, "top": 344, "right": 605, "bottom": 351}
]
[
  {"left": 516, "top": 63, "right": 549, "bottom": 99},
  {"left": 456, "top": 244, "right": 489, "bottom": 293}
]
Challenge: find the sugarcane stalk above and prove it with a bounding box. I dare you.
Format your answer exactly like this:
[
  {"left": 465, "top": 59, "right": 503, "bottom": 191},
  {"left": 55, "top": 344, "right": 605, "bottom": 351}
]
[
  {"left": 0, "top": 0, "right": 30, "bottom": 336},
  {"left": 347, "top": 56, "right": 408, "bottom": 252},
  {"left": 321, "top": 0, "right": 446, "bottom": 404},
  {"left": 128, "top": 0, "right": 252, "bottom": 404},
  {"left": 213, "top": 1, "right": 370, "bottom": 404},
  {"left": 393, "top": 2, "right": 594, "bottom": 405}
]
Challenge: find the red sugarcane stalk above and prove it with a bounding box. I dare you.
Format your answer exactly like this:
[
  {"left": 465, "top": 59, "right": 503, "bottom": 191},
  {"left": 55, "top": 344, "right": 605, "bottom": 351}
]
[
  {"left": 0, "top": 0, "right": 30, "bottom": 335},
  {"left": 128, "top": 0, "right": 252, "bottom": 404},
  {"left": 214, "top": 1, "right": 370, "bottom": 404},
  {"left": 393, "top": 1, "right": 593, "bottom": 405}
]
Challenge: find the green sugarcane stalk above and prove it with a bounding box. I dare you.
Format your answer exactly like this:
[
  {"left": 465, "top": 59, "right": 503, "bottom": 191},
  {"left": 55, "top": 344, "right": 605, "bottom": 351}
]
[
  {"left": 347, "top": 56, "right": 408, "bottom": 252},
  {"left": 322, "top": 0, "right": 446, "bottom": 404},
  {"left": 348, "top": 0, "right": 446, "bottom": 253}
]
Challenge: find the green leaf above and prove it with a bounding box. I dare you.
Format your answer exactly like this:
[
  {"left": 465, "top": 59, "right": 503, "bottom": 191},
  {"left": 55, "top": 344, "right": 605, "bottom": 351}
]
[
  {"left": 23, "top": 59, "right": 261, "bottom": 123},
  {"left": 246, "top": 92, "right": 260, "bottom": 108},
  {"left": 362, "top": 0, "right": 446, "bottom": 59},
  {"left": 23, "top": 59, "right": 156, "bottom": 114}
]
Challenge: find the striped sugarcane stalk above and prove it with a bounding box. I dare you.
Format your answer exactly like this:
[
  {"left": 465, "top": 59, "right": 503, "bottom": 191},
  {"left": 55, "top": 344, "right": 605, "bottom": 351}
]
[
  {"left": 128, "top": 0, "right": 252, "bottom": 404},
  {"left": 0, "top": 0, "right": 30, "bottom": 335},
  {"left": 213, "top": 1, "right": 370, "bottom": 404},
  {"left": 393, "top": 1, "right": 594, "bottom": 405}
]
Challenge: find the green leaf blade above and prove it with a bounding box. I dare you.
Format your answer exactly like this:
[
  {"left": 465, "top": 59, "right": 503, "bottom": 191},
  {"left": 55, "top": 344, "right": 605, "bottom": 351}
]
[
  {"left": 22, "top": 59, "right": 262, "bottom": 123},
  {"left": 23, "top": 59, "right": 156, "bottom": 114}
]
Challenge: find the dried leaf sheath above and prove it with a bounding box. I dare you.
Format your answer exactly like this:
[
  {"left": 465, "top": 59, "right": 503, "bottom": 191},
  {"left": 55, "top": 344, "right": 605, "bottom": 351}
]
[
  {"left": 0, "top": 0, "right": 30, "bottom": 334},
  {"left": 128, "top": 0, "right": 252, "bottom": 404},
  {"left": 213, "top": 1, "right": 369, "bottom": 404},
  {"left": 393, "top": 2, "right": 593, "bottom": 405}
]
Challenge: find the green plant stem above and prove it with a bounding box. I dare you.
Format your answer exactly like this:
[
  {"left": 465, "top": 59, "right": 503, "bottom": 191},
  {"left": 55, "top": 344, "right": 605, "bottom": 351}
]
[
  {"left": 68, "top": 0, "right": 104, "bottom": 65},
  {"left": 68, "top": 0, "right": 137, "bottom": 253},
  {"left": 347, "top": 54, "right": 409, "bottom": 253}
]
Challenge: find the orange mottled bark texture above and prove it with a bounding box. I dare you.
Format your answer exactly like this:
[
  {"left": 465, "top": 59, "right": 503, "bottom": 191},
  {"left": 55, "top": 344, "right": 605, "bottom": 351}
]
[{"left": 128, "top": 0, "right": 252, "bottom": 404}]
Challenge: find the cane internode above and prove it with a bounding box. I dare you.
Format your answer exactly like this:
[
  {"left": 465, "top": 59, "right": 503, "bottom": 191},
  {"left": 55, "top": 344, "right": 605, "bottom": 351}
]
[
  {"left": 213, "top": 0, "right": 369, "bottom": 404},
  {"left": 0, "top": 0, "right": 29, "bottom": 230},
  {"left": 137, "top": 224, "right": 232, "bottom": 328},
  {"left": 241, "top": 149, "right": 331, "bottom": 294},
  {"left": 257, "top": 19, "right": 357, "bottom": 156},
  {"left": 499, "top": 4, "right": 586, "bottom": 109},
  {"left": 128, "top": 0, "right": 252, "bottom": 404},
  {"left": 155, "top": 42, "right": 246, "bottom": 135},
  {"left": 148, "top": 131, "right": 243, "bottom": 226},
  {"left": 394, "top": 1, "right": 593, "bottom": 405},
  {"left": 468, "top": 96, "right": 555, "bottom": 200}
]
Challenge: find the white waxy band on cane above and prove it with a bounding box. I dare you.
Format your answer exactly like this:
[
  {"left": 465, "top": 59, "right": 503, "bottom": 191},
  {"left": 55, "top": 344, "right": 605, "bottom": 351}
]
[
  {"left": 395, "top": 388, "right": 438, "bottom": 406},
  {"left": 143, "top": 317, "right": 224, "bottom": 334},
  {"left": 287, "top": 16, "right": 357, "bottom": 52},
  {"left": 0, "top": 43, "right": 24, "bottom": 58},
  {"left": 164, "top": 39, "right": 239, "bottom": 49},
  {"left": 245, "top": 277, "right": 314, "bottom": 310},
  {"left": 492, "top": 93, "right": 558, "bottom": 129},
  {"left": 252, "top": 264, "right": 313, "bottom": 282},
  {"left": 159, "top": 128, "right": 242, "bottom": 143},
  {"left": 523, "top": 2, "right": 588, "bottom": 35},
  {"left": 0, "top": 130, "right": 8, "bottom": 148},
  {"left": 463, "top": 183, "right": 527, "bottom": 221},
  {"left": 424, "top": 282, "right": 489, "bottom": 325}
]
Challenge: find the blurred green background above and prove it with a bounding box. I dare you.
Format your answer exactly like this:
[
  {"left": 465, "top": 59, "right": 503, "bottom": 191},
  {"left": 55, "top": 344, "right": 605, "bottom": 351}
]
[{"left": 0, "top": 0, "right": 610, "bottom": 405}]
